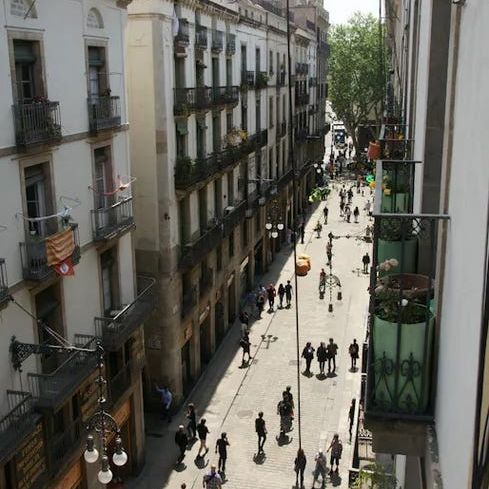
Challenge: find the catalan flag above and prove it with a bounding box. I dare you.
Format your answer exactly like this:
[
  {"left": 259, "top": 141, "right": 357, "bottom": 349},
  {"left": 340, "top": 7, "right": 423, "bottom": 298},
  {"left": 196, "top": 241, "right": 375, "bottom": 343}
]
[{"left": 45, "top": 228, "right": 75, "bottom": 267}]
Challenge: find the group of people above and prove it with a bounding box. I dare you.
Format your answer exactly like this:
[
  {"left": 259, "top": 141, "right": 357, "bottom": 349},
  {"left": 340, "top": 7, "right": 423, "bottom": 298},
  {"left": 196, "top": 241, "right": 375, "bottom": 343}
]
[
  {"left": 301, "top": 338, "right": 360, "bottom": 375},
  {"left": 253, "top": 281, "right": 294, "bottom": 317}
]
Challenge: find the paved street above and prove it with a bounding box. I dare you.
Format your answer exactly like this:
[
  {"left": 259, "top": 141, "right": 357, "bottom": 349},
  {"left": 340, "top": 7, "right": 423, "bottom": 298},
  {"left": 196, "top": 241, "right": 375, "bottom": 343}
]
[{"left": 127, "top": 175, "right": 372, "bottom": 489}]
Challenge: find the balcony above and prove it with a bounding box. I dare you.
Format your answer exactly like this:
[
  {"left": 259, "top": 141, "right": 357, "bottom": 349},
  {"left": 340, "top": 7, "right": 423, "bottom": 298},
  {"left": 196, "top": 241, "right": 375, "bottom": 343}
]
[
  {"left": 223, "top": 200, "right": 247, "bottom": 237},
  {"left": 175, "top": 18, "right": 190, "bottom": 45},
  {"left": 366, "top": 213, "right": 449, "bottom": 423},
  {"left": 255, "top": 71, "right": 269, "bottom": 89},
  {"left": 179, "top": 222, "right": 223, "bottom": 270},
  {"left": 226, "top": 33, "right": 236, "bottom": 55},
  {"left": 295, "top": 92, "right": 309, "bottom": 106},
  {"left": 0, "top": 391, "right": 39, "bottom": 464},
  {"left": 295, "top": 62, "right": 308, "bottom": 75},
  {"left": 319, "top": 41, "right": 331, "bottom": 56},
  {"left": 182, "top": 287, "right": 197, "bottom": 318},
  {"left": 91, "top": 197, "right": 134, "bottom": 241},
  {"left": 250, "top": 128, "right": 268, "bottom": 149},
  {"left": 87, "top": 95, "right": 121, "bottom": 133},
  {"left": 174, "top": 87, "right": 212, "bottom": 115},
  {"left": 195, "top": 24, "right": 208, "bottom": 49},
  {"left": 175, "top": 154, "right": 219, "bottom": 190},
  {"left": 212, "top": 30, "right": 224, "bottom": 53},
  {"left": 379, "top": 123, "right": 412, "bottom": 160},
  {"left": 20, "top": 224, "right": 81, "bottom": 281},
  {"left": 28, "top": 335, "right": 98, "bottom": 409},
  {"left": 0, "top": 259, "right": 8, "bottom": 305},
  {"left": 94, "top": 276, "right": 155, "bottom": 351},
  {"left": 212, "top": 86, "right": 239, "bottom": 106},
  {"left": 107, "top": 357, "right": 144, "bottom": 408},
  {"left": 46, "top": 419, "right": 82, "bottom": 472},
  {"left": 13, "top": 100, "right": 62, "bottom": 148},
  {"left": 241, "top": 70, "right": 255, "bottom": 89},
  {"left": 294, "top": 127, "right": 307, "bottom": 143}
]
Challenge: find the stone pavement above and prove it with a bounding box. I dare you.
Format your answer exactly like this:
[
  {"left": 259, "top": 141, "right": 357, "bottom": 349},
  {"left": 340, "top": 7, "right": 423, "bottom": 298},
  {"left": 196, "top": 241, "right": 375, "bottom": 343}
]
[{"left": 126, "top": 180, "right": 373, "bottom": 489}]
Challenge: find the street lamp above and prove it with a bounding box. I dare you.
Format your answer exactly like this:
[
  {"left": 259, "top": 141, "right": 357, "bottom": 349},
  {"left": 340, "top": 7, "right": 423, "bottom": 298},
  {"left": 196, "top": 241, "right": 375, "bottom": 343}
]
[{"left": 266, "top": 197, "right": 284, "bottom": 240}]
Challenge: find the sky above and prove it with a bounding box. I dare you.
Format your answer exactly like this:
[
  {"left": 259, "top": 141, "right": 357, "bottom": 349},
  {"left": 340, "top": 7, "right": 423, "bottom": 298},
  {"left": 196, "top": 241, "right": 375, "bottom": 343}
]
[{"left": 325, "top": 0, "right": 380, "bottom": 25}]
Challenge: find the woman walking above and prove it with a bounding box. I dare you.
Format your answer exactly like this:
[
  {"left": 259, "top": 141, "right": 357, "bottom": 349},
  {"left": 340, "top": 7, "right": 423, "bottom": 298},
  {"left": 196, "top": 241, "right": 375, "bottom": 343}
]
[{"left": 294, "top": 448, "right": 307, "bottom": 488}]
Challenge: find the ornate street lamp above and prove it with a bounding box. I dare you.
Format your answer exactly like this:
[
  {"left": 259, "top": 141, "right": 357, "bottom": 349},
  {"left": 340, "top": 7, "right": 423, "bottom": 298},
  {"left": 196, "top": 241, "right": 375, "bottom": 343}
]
[{"left": 265, "top": 197, "right": 284, "bottom": 239}]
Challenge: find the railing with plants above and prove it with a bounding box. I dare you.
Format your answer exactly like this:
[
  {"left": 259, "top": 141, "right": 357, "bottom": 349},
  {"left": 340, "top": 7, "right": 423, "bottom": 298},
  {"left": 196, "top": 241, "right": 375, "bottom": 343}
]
[
  {"left": 255, "top": 71, "right": 269, "bottom": 89},
  {"left": 174, "top": 87, "right": 212, "bottom": 115},
  {"left": 179, "top": 222, "right": 223, "bottom": 270},
  {"left": 212, "top": 86, "right": 239, "bottom": 106},
  {"left": 87, "top": 95, "right": 121, "bottom": 133}
]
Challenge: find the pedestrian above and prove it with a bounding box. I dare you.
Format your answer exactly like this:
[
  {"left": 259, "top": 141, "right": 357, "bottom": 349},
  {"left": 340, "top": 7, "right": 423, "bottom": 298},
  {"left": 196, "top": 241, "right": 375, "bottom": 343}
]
[
  {"left": 266, "top": 283, "right": 276, "bottom": 311},
  {"left": 186, "top": 403, "right": 197, "bottom": 439},
  {"left": 327, "top": 433, "right": 343, "bottom": 475},
  {"left": 348, "top": 399, "right": 356, "bottom": 441},
  {"left": 326, "top": 338, "right": 338, "bottom": 373},
  {"left": 362, "top": 252, "right": 370, "bottom": 274},
  {"left": 347, "top": 188, "right": 353, "bottom": 204},
  {"left": 349, "top": 339, "right": 360, "bottom": 370},
  {"left": 294, "top": 448, "right": 307, "bottom": 488},
  {"left": 314, "top": 220, "right": 322, "bottom": 238},
  {"left": 312, "top": 450, "right": 327, "bottom": 488},
  {"left": 353, "top": 206, "right": 359, "bottom": 223},
  {"left": 155, "top": 384, "right": 172, "bottom": 422},
  {"left": 364, "top": 200, "right": 371, "bottom": 217},
  {"left": 174, "top": 425, "right": 188, "bottom": 464},
  {"left": 345, "top": 206, "right": 351, "bottom": 223},
  {"left": 203, "top": 465, "right": 223, "bottom": 489},
  {"left": 256, "top": 293, "right": 265, "bottom": 318},
  {"left": 255, "top": 411, "right": 267, "bottom": 453},
  {"left": 181, "top": 484, "right": 187, "bottom": 489},
  {"left": 283, "top": 385, "right": 295, "bottom": 416},
  {"left": 240, "top": 331, "right": 251, "bottom": 364},
  {"left": 299, "top": 224, "right": 305, "bottom": 244},
  {"left": 317, "top": 341, "right": 328, "bottom": 375},
  {"left": 215, "top": 432, "right": 230, "bottom": 473},
  {"left": 197, "top": 418, "right": 210, "bottom": 458},
  {"left": 301, "top": 342, "right": 315, "bottom": 373},
  {"left": 339, "top": 201, "right": 345, "bottom": 217},
  {"left": 326, "top": 241, "right": 333, "bottom": 266},
  {"left": 285, "top": 280, "right": 293, "bottom": 307},
  {"left": 239, "top": 310, "right": 249, "bottom": 337},
  {"left": 278, "top": 283, "right": 285, "bottom": 308},
  {"left": 323, "top": 205, "right": 329, "bottom": 224},
  {"left": 277, "top": 392, "right": 294, "bottom": 435}
]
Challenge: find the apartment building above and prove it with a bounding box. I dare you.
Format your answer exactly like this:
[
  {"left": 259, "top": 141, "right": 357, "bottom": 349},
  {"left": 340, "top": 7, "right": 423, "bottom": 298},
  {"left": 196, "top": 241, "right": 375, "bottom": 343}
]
[
  {"left": 0, "top": 1, "right": 154, "bottom": 488},
  {"left": 127, "top": 0, "right": 329, "bottom": 401},
  {"left": 352, "top": 1, "right": 489, "bottom": 488}
]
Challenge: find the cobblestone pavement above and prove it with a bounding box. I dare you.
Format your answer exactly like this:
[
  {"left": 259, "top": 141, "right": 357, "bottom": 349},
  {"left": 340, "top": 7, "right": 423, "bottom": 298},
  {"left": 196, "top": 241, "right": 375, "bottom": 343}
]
[{"left": 127, "top": 178, "right": 373, "bottom": 489}]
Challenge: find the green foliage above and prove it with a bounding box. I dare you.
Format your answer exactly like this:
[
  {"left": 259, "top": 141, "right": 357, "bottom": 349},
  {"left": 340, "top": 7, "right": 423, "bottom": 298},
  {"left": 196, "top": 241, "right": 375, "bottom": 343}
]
[
  {"left": 352, "top": 463, "right": 397, "bottom": 489},
  {"left": 328, "top": 13, "right": 388, "bottom": 150}
]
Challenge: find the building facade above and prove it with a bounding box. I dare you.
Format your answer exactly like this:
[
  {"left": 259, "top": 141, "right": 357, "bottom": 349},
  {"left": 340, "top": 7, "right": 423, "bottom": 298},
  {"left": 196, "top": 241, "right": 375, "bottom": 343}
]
[
  {"left": 0, "top": 1, "right": 153, "bottom": 488},
  {"left": 127, "top": 0, "right": 329, "bottom": 401},
  {"left": 356, "top": 1, "right": 489, "bottom": 489}
]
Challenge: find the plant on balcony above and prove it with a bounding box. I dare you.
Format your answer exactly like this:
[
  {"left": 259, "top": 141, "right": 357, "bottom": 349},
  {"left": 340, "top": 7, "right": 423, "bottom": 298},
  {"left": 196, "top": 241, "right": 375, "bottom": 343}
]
[
  {"left": 255, "top": 72, "right": 269, "bottom": 88},
  {"left": 223, "top": 127, "right": 247, "bottom": 148},
  {"left": 176, "top": 155, "right": 193, "bottom": 174}
]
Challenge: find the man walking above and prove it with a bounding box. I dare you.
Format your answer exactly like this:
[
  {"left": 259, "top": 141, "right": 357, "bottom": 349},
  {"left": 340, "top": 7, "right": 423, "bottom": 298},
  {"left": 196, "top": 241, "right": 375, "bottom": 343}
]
[
  {"left": 215, "top": 433, "right": 230, "bottom": 473},
  {"left": 255, "top": 411, "right": 267, "bottom": 453},
  {"left": 240, "top": 332, "right": 251, "bottom": 364},
  {"left": 203, "top": 465, "right": 223, "bottom": 489},
  {"left": 317, "top": 341, "right": 328, "bottom": 375},
  {"left": 348, "top": 399, "right": 356, "bottom": 441},
  {"left": 362, "top": 252, "right": 370, "bottom": 274},
  {"left": 278, "top": 283, "right": 285, "bottom": 308},
  {"left": 266, "top": 283, "right": 276, "bottom": 311},
  {"left": 239, "top": 310, "right": 249, "bottom": 337},
  {"left": 197, "top": 418, "right": 210, "bottom": 458},
  {"left": 155, "top": 384, "right": 172, "bottom": 422},
  {"left": 353, "top": 206, "right": 360, "bottom": 223},
  {"left": 327, "top": 433, "right": 343, "bottom": 475},
  {"left": 285, "top": 280, "right": 293, "bottom": 308},
  {"left": 256, "top": 293, "right": 265, "bottom": 318},
  {"left": 312, "top": 450, "right": 327, "bottom": 488},
  {"left": 301, "top": 342, "right": 315, "bottom": 373},
  {"left": 294, "top": 448, "right": 307, "bottom": 488},
  {"left": 349, "top": 339, "right": 360, "bottom": 370},
  {"left": 323, "top": 205, "right": 329, "bottom": 224},
  {"left": 174, "top": 425, "right": 188, "bottom": 464},
  {"left": 326, "top": 338, "right": 338, "bottom": 374},
  {"left": 299, "top": 224, "right": 305, "bottom": 244},
  {"left": 186, "top": 403, "right": 197, "bottom": 439}
]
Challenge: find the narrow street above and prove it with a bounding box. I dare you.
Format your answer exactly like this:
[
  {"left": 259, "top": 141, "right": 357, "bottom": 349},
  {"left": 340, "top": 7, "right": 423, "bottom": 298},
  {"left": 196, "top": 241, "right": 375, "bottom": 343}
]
[{"left": 127, "top": 175, "right": 372, "bottom": 489}]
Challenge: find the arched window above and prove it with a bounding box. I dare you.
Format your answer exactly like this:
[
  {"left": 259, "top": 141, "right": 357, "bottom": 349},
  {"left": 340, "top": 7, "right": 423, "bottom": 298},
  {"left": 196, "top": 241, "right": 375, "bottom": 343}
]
[
  {"left": 11, "top": 0, "right": 37, "bottom": 18},
  {"left": 87, "top": 8, "right": 104, "bottom": 29}
]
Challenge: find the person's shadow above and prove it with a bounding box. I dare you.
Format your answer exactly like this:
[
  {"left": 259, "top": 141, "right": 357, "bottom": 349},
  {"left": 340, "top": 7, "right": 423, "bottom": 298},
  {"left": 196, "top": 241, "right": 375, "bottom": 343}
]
[
  {"left": 302, "top": 370, "right": 314, "bottom": 378},
  {"left": 349, "top": 366, "right": 358, "bottom": 373},
  {"left": 253, "top": 452, "right": 267, "bottom": 464},
  {"left": 326, "top": 371, "right": 338, "bottom": 378},
  {"left": 316, "top": 373, "right": 327, "bottom": 381},
  {"left": 276, "top": 434, "right": 293, "bottom": 446},
  {"left": 194, "top": 456, "right": 209, "bottom": 469},
  {"left": 239, "top": 359, "right": 251, "bottom": 369},
  {"left": 330, "top": 472, "right": 342, "bottom": 487},
  {"left": 174, "top": 461, "right": 187, "bottom": 472}
]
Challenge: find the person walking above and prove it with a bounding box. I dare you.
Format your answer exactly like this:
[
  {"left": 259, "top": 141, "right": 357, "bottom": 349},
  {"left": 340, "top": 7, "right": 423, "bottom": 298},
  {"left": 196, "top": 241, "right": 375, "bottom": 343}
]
[
  {"left": 240, "top": 332, "right": 251, "bottom": 364},
  {"left": 174, "top": 425, "right": 188, "bottom": 464},
  {"left": 283, "top": 385, "right": 295, "bottom": 416},
  {"left": 203, "top": 465, "right": 223, "bottom": 489},
  {"left": 285, "top": 280, "right": 293, "bottom": 308},
  {"left": 362, "top": 252, "right": 370, "bottom": 274},
  {"left": 266, "top": 283, "right": 276, "bottom": 311},
  {"left": 294, "top": 448, "right": 307, "bottom": 488},
  {"left": 326, "top": 241, "right": 333, "bottom": 267},
  {"left": 326, "top": 338, "right": 338, "bottom": 373},
  {"left": 255, "top": 411, "right": 267, "bottom": 453},
  {"left": 239, "top": 310, "right": 249, "bottom": 337},
  {"left": 256, "top": 293, "right": 265, "bottom": 318},
  {"left": 347, "top": 188, "right": 353, "bottom": 204},
  {"left": 277, "top": 392, "right": 293, "bottom": 435},
  {"left": 215, "top": 433, "right": 230, "bottom": 473},
  {"left": 349, "top": 339, "right": 360, "bottom": 370},
  {"left": 299, "top": 224, "right": 305, "bottom": 244},
  {"left": 323, "top": 205, "right": 329, "bottom": 224},
  {"left": 327, "top": 433, "right": 343, "bottom": 475},
  {"left": 345, "top": 206, "right": 352, "bottom": 223},
  {"left": 317, "top": 341, "right": 328, "bottom": 375},
  {"left": 186, "top": 403, "right": 197, "bottom": 439},
  {"left": 348, "top": 399, "right": 356, "bottom": 441},
  {"left": 364, "top": 200, "right": 371, "bottom": 217},
  {"left": 312, "top": 450, "right": 327, "bottom": 488},
  {"left": 278, "top": 283, "right": 285, "bottom": 308},
  {"left": 155, "top": 384, "right": 172, "bottom": 422},
  {"left": 301, "top": 342, "right": 315, "bottom": 373},
  {"left": 339, "top": 200, "right": 345, "bottom": 217},
  {"left": 353, "top": 206, "right": 360, "bottom": 223},
  {"left": 196, "top": 418, "right": 210, "bottom": 458}
]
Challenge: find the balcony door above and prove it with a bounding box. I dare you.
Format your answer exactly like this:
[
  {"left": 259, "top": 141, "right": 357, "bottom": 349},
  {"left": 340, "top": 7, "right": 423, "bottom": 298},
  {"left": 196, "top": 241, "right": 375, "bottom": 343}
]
[
  {"left": 255, "top": 98, "right": 261, "bottom": 133},
  {"left": 255, "top": 48, "right": 260, "bottom": 73},
  {"left": 93, "top": 147, "right": 113, "bottom": 231},
  {"left": 196, "top": 119, "right": 206, "bottom": 159},
  {"left": 25, "top": 166, "right": 48, "bottom": 237},
  {"left": 198, "top": 187, "right": 207, "bottom": 232},
  {"left": 226, "top": 59, "right": 232, "bottom": 87},
  {"left": 13, "top": 40, "right": 43, "bottom": 102},
  {"left": 241, "top": 44, "right": 247, "bottom": 73},
  {"left": 87, "top": 46, "right": 107, "bottom": 98},
  {"left": 100, "top": 249, "right": 119, "bottom": 316},
  {"left": 212, "top": 57, "right": 219, "bottom": 88}
]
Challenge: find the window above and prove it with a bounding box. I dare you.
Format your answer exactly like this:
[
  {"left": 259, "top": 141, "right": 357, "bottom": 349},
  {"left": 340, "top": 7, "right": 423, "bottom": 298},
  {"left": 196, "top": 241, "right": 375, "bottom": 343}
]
[
  {"left": 179, "top": 197, "right": 190, "bottom": 245},
  {"left": 214, "top": 178, "right": 222, "bottom": 219},
  {"left": 268, "top": 149, "right": 273, "bottom": 179},
  {"left": 241, "top": 103, "right": 247, "bottom": 131},
  {"left": 255, "top": 48, "right": 260, "bottom": 73},
  {"left": 100, "top": 248, "right": 119, "bottom": 315},
  {"left": 227, "top": 172, "right": 234, "bottom": 204},
  {"left": 93, "top": 147, "right": 113, "bottom": 210},
  {"left": 242, "top": 221, "right": 248, "bottom": 247},
  {"left": 226, "top": 59, "right": 232, "bottom": 86},
  {"left": 212, "top": 115, "right": 221, "bottom": 152},
  {"left": 199, "top": 187, "right": 207, "bottom": 232},
  {"left": 24, "top": 163, "right": 53, "bottom": 236},
  {"left": 87, "top": 46, "right": 107, "bottom": 97},
  {"left": 176, "top": 121, "right": 188, "bottom": 156},
  {"left": 226, "top": 112, "right": 233, "bottom": 133},
  {"left": 13, "top": 40, "right": 43, "bottom": 101},
  {"left": 228, "top": 230, "right": 234, "bottom": 258},
  {"left": 196, "top": 119, "right": 206, "bottom": 159},
  {"left": 256, "top": 98, "right": 261, "bottom": 132},
  {"left": 269, "top": 50, "right": 273, "bottom": 75}
]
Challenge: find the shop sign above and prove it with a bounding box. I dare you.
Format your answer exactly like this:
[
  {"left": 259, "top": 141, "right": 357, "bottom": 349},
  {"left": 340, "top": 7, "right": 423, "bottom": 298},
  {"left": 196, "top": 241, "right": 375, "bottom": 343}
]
[{"left": 16, "top": 423, "right": 46, "bottom": 489}]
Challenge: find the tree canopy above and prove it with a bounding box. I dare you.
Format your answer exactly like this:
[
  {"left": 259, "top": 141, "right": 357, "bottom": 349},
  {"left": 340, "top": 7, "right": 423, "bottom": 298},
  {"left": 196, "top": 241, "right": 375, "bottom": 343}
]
[{"left": 328, "top": 13, "right": 387, "bottom": 152}]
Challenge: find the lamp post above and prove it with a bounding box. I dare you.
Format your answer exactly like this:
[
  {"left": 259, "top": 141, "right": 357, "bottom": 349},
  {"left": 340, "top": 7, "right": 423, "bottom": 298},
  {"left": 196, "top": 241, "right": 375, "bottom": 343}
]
[
  {"left": 313, "top": 161, "right": 324, "bottom": 186},
  {"left": 265, "top": 196, "right": 285, "bottom": 239}
]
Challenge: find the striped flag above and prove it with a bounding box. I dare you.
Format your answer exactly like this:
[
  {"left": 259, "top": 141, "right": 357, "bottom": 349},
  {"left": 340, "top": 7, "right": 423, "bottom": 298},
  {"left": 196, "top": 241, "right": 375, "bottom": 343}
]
[{"left": 46, "top": 228, "right": 75, "bottom": 266}]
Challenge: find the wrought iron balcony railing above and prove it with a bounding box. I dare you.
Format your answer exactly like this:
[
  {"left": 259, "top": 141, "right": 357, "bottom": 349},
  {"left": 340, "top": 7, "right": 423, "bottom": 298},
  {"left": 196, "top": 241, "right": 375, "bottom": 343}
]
[
  {"left": 179, "top": 221, "right": 223, "bottom": 270},
  {"left": 87, "top": 95, "right": 121, "bottom": 133},
  {"left": 0, "top": 259, "right": 8, "bottom": 305},
  {"left": 20, "top": 224, "right": 81, "bottom": 281},
  {"left": 46, "top": 419, "right": 82, "bottom": 472},
  {"left": 175, "top": 18, "right": 190, "bottom": 44},
  {"left": 212, "top": 30, "right": 224, "bottom": 53},
  {"left": 175, "top": 154, "right": 219, "bottom": 189},
  {"left": 250, "top": 128, "right": 268, "bottom": 149},
  {"left": 13, "top": 100, "right": 62, "bottom": 148},
  {"left": 28, "top": 335, "right": 98, "bottom": 409},
  {"left": 295, "top": 62, "right": 308, "bottom": 75},
  {"left": 91, "top": 197, "right": 134, "bottom": 241},
  {"left": 309, "top": 77, "right": 317, "bottom": 86},
  {"left": 379, "top": 123, "right": 412, "bottom": 160},
  {"left": 0, "top": 391, "right": 39, "bottom": 464},
  {"left": 94, "top": 276, "right": 155, "bottom": 351},
  {"left": 295, "top": 92, "right": 309, "bottom": 106},
  {"left": 212, "top": 86, "right": 239, "bottom": 106},
  {"left": 255, "top": 71, "right": 269, "bottom": 89},
  {"left": 195, "top": 24, "right": 208, "bottom": 49},
  {"left": 366, "top": 212, "right": 449, "bottom": 420},
  {"left": 241, "top": 70, "right": 255, "bottom": 88},
  {"left": 174, "top": 87, "right": 212, "bottom": 115},
  {"left": 226, "top": 33, "right": 236, "bottom": 55}
]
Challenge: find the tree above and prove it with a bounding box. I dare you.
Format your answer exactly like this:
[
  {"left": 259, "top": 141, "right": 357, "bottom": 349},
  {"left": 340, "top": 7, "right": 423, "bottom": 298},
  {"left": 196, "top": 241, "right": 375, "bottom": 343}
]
[
  {"left": 353, "top": 463, "right": 397, "bottom": 489},
  {"left": 328, "top": 13, "right": 387, "bottom": 155}
]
